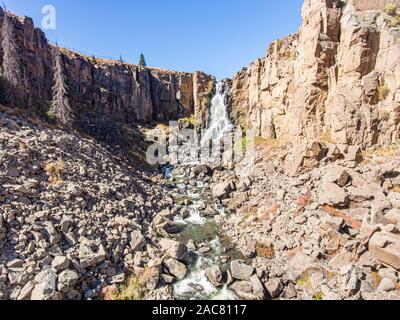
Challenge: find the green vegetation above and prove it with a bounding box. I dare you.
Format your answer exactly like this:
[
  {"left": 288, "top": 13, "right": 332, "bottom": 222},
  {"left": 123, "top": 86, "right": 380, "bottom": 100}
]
[
  {"left": 178, "top": 115, "right": 197, "bottom": 127},
  {"left": 111, "top": 274, "right": 146, "bottom": 300},
  {"left": 313, "top": 292, "right": 325, "bottom": 300},
  {"left": 139, "top": 53, "right": 147, "bottom": 67}
]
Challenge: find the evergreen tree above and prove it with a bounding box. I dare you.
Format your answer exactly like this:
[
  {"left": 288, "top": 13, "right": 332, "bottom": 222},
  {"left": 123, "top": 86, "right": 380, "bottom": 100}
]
[
  {"left": 50, "top": 46, "right": 74, "bottom": 126},
  {"left": 1, "top": 10, "right": 22, "bottom": 107},
  {"left": 138, "top": 53, "right": 147, "bottom": 67}
]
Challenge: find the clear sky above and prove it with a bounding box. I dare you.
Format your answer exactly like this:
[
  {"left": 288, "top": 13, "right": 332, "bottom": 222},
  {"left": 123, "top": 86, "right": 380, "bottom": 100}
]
[{"left": 5, "top": 0, "right": 303, "bottom": 79}]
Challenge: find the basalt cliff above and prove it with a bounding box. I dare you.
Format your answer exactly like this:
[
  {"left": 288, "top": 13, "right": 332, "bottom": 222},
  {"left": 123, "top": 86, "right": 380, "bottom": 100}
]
[
  {"left": 231, "top": 0, "right": 400, "bottom": 148},
  {"left": 0, "top": 7, "right": 215, "bottom": 126}
]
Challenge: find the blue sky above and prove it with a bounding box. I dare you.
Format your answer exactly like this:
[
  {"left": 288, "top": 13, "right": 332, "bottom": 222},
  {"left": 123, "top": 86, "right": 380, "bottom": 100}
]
[{"left": 5, "top": 0, "right": 303, "bottom": 79}]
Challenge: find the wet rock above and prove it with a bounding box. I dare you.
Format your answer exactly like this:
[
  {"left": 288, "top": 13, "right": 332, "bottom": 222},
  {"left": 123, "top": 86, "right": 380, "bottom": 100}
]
[
  {"left": 205, "top": 266, "right": 223, "bottom": 287},
  {"left": 159, "top": 239, "right": 188, "bottom": 260},
  {"left": 212, "top": 179, "right": 235, "bottom": 200},
  {"left": 230, "top": 260, "right": 254, "bottom": 281},
  {"left": 164, "top": 258, "right": 187, "bottom": 280}
]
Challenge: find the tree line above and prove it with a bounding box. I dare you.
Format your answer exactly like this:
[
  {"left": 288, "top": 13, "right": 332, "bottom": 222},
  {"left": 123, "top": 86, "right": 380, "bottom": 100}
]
[{"left": 0, "top": 7, "right": 148, "bottom": 127}]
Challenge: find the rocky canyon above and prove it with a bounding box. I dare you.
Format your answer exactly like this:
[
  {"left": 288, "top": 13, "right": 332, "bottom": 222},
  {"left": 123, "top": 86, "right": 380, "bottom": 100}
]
[{"left": 1, "top": 0, "right": 400, "bottom": 302}]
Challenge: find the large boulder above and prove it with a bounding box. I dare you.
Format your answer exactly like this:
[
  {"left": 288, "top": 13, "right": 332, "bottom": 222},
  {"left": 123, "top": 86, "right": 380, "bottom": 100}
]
[
  {"left": 230, "top": 260, "right": 254, "bottom": 281},
  {"left": 159, "top": 239, "right": 188, "bottom": 260},
  {"left": 369, "top": 232, "right": 400, "bottom": 270},
  {"left": 164, "top": 258, "right": 187, "bottom": 280},
  {"left": 318, "top": 182, "right": 348, "bottom": 207}
]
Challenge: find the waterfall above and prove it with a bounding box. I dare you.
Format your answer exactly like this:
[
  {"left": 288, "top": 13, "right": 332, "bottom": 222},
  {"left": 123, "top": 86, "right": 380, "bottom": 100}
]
[{"left": 201, "top": 82, "right": 233, "bottom": 146}]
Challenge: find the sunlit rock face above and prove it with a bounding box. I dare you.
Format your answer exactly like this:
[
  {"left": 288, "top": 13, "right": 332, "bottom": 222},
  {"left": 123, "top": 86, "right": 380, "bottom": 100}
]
[
  {"left": 0, "top": 7, "right": 215, "bottom": 125},
  {"left": 231, "top": 0, "right": 400, "bottom": 148}
]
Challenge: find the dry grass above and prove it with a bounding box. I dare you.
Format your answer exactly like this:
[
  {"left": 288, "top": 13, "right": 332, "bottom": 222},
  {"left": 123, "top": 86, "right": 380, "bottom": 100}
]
[
  {"left": 363, "top": 142, "right": 400, "bottom": 159},
  {"left": 385, "top": 3, "right": 398, "bottom": 16},
  {"left": 313, "top": 292, "right": 325, "bottom": 300},
  {"left": 377, "top": 83, "right": 390, "bottom": 101},
  {"left": 298, "top": 275, "right": 313, "bottom": 289},
  {"left": 178, "top": 115, "right": 198, "bottom": 127},
  {"left": 109, "top": 274, "right": 146, "bottom": 300},
  {"left": 371, "top": 271, "right": 382, "bottom": 289},
  {"left": 44, "top": 158, "right": 65, "bottom": 185},
  {"left": 389, "top": 15, "right": 400, "bottom": 27},
  {"left": 256, "top": 244, "right": 275, "bottom": 259}
]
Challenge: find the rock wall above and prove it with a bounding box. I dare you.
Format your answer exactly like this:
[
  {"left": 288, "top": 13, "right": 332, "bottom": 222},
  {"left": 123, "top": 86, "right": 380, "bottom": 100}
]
[
  {"left": 0, "top": 8, "right": 215, "bottom": 125},
  {"left": 232, "top": 0, "right": 400, "bottom": 148}
]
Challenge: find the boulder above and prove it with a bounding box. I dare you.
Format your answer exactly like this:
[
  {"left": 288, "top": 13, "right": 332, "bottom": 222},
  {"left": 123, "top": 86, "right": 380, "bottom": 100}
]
[
  {"left": 369, "top": 232, "right": 400, "bottom": 270},
  {"left": 130, "top": 230, "right": 146, "bottom": 252},
  {"left": 51, "top": 256, "right": 70, "bottom": 271},
  {"left": 212, "top": 179, "right": 235, "bottom": 199},
  {"left": 388, "top": 192, "right": 400, "bottom": 210},
  {"left": 230, "top": 281, "right": 258, "bottom": 300},
  {"left": 159, "top": 239, "right": 188, "bottom": 260},
  {"left": 78, "top": 243, "right": 107, "bottom": 269},
  {"left": 205, "top": 265, "right": 224, "bottom": 287},
  {"left": 265, "top": 278, "right": 283, "bottom": 299},
  {"left": 164, "top": 258, "right": 187, "bottom": 280},
  {"left": 230, "top": 260, "right": 254, "bottom": 281},
  {"left": 323, "top": 165, "right": 350, "bottom": 187},
  {"left": 31, "top": 268, "right": 57, "bottom": 300},
  {"left": 318, "top": 182, "right": 348, "bottom": 207}
]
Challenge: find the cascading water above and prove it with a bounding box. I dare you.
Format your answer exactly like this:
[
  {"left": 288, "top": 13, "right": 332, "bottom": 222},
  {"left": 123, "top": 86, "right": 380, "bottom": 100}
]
[
  {"left": 201, "top": 82, "right": 233, "bottom": 146},
  {"left": 165, "top": 84, "right": 240, "bottom": 301}
]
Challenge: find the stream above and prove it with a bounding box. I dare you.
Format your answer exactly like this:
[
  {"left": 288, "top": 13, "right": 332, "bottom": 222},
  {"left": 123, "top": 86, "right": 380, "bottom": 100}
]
[
  {"left": 165, "top": 171, "right": 241, "bottom": 300},
  {"left": 161, "top": 81, "right": 241, "bottom": 300}
]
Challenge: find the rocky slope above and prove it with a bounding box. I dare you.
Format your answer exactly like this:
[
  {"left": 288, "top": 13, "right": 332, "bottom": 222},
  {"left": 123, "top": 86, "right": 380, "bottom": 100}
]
[
  {"left": 0, "top": 105, "right": 178, "bottom": 300},
  {"left": 207, "top": 137, "right": 400, "bottom": 300},
  {"left": 0, "top": 8, "right": 215, "bottom": 126},
  {"left": 231, "top": 0, "right": 400, "bottom": 148}
]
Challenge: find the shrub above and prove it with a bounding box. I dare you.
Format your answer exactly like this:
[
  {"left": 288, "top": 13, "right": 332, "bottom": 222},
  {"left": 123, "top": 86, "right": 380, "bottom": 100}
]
[
  {"left": 256, "top": 244, "right": 275, "bottom": 259},
  {"left": 378, "top": 83, "right": 390, "bottom": 101},
  {"left": 385, "top": 3, "right": 398, "bottom": 16},
  {"left": 389, "top": 15, "right": 400, "bottom": 27},
  {"left": 111, "top": 274, "right": 146, "bottom": 300},
  {"left": 44, "top": 158, "right": 65, "bottom": 185}
]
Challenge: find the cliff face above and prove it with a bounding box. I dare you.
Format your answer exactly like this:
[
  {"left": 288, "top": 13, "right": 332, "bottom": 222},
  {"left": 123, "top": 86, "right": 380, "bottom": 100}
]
[
  {"left": 0, "top": 8, "right": 215, "bottom": 125},
  {"left": 232, "top": 0, "right": 400, "bottom": 148}
]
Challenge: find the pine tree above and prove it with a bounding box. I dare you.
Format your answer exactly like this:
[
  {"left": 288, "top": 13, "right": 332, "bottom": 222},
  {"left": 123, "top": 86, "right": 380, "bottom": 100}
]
[
  {"left": 138, "top": 53, "right": 147, "bottom": 67},
  {"left": 1, "top": 10, "right": 22, "bottom": 107},
  {"left": 50, "top": 46, "right": 74, "bottom": 126}
]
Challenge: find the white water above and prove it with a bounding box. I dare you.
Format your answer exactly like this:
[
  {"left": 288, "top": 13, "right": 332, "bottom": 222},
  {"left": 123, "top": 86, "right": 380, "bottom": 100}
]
[{"left": 201, "top": 82, "right": 233, "bottom": 146}]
